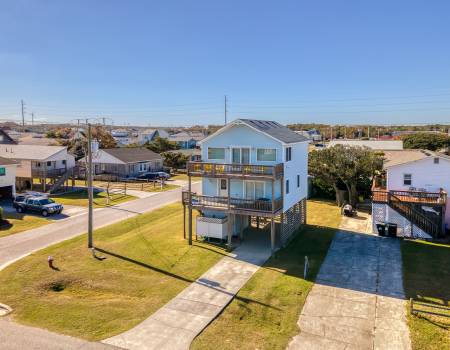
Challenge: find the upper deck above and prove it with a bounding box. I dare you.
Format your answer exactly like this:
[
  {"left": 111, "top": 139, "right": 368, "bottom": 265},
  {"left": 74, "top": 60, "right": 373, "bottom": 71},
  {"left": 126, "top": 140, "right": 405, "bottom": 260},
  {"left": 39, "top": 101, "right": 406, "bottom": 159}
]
[{"left": 187, "top": 161, "right": 284, "bottom": 180}]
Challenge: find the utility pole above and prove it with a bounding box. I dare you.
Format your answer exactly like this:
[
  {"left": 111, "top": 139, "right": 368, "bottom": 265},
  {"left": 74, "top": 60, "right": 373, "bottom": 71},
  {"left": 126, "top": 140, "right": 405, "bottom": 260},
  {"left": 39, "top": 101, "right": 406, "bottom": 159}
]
[
  {"left": 21, "top": 100, "right": 25, "bottom": 131},
  {"left": 87, "top": 123, "right": 93, "bottom": 248},
  {"left": 224, "top": 95, "right": 228, "bottom": 125},
  {"left": 368, "top": 126, "right": 370, "bottom": 139},
  {"left": 31, "top": 112, "right": 34, "bottom": 126}
]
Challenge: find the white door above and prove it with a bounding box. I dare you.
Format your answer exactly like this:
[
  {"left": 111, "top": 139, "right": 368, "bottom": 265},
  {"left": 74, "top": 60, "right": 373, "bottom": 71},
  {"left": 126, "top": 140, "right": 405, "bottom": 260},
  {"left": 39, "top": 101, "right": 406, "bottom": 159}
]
[{"left": 218, "top": 179, "right": 228, "bottom": 197}]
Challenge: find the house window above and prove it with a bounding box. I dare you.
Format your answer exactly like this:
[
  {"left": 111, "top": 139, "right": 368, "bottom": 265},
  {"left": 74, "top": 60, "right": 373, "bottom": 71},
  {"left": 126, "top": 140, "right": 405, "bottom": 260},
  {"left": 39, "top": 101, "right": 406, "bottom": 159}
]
[
  {"left": 62, "top": 160, "right": 66, "bottom": 165},
  {"left": 232, "top": 148, "right": 250, "bottom": 163},
  {"left": 47, "top": 161, "right": 51, "bottom": 167},
  {"left": 257, "top": 148, "right": 276, "bottom": 161},
  {"left": 0, "top": 167, "right": 5, "bottom": 176},
  {"left": 36, "top": 162, "right": 41, "bottom": 167},
  {"left": 403, "top": 174, "right": 412, "bottom": 186},
  {"left": 220, "top": 179, "right": 227, "bottom": 190},
  {"left": 297, "top": 174, "right": 300, "bottom": 188},
  {"left": 434, "top": 157, "right": 439, "bottom": 164},
  {"left": 139, "top": 163, "right": 147, "bottom": 172},
  {"left": 286, "top": 179, "right": 290, "bottom": 194},
  {"left": 208, "top": 147, "right": 225, "bottom": 160},
  {"left": 285, "top": 147, "right": 292, "bottom": 162}
]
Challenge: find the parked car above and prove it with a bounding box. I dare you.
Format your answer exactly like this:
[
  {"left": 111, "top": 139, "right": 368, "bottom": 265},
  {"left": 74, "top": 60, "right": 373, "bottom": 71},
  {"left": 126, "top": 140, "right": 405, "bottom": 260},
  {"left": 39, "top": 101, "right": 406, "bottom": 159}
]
[
  {"left": 137, "top": 171, "right": 171, "bottom": 180},
  {"left": 15, "top": 196, "right": 63, "bottom": 216}
]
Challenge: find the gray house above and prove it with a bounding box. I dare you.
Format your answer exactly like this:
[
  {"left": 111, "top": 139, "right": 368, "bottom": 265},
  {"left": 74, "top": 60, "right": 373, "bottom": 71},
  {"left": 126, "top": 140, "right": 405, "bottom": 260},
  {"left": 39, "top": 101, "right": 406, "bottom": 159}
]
[{"left": 79, "top": 148, "right": 163, "bottom": 179}]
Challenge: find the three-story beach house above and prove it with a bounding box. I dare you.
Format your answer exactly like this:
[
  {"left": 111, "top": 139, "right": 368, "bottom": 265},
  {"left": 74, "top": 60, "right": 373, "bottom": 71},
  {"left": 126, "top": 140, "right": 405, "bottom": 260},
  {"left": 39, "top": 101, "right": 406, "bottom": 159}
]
[{"left": 182, "top": 119, "right": 309, "bottom": 252}]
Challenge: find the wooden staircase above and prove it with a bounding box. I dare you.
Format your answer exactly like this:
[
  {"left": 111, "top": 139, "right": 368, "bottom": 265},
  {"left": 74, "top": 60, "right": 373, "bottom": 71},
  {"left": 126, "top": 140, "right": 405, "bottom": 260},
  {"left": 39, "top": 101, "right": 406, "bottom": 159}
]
[{"left": 388, "top": 193, "right": 442, "bottom": 238}]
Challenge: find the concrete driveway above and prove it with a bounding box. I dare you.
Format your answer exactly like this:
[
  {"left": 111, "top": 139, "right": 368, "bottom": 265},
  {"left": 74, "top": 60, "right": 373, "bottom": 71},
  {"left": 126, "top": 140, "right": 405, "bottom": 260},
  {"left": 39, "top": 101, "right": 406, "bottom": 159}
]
[{"left": 288, "top": 214, "right": 411, "bottom": 350}]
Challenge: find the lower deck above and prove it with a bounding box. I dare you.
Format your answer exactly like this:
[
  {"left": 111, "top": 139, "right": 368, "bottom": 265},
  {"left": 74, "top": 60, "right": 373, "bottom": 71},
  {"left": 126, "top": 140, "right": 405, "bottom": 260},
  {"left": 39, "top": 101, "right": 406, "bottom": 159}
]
[{"left": 183, "top": 198, "right": 307, "bottom": 252}]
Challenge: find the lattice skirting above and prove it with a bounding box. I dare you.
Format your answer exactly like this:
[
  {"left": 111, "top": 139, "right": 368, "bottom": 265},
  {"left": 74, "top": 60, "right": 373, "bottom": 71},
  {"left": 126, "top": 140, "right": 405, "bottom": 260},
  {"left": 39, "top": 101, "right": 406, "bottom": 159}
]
[
  {"left": 372, "top": 202, "right": 432, "bottom": 239},
  {"left": 278, "top": 198, "right": 307, "bottom": 246}
]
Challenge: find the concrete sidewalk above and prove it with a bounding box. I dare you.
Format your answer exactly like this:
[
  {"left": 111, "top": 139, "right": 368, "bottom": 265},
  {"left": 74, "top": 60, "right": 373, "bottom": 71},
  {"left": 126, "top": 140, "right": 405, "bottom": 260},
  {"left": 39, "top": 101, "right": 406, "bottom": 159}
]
[
  {"left": 288, "top": 214, "right": 411, "bottom": 350},
  {"left": 103, "top": 231, "right": 272, "bottom": 350}
]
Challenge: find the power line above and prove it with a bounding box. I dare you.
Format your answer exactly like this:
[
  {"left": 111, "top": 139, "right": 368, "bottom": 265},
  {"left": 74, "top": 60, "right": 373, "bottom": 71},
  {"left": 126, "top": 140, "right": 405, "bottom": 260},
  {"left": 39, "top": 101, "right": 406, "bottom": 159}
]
[{"left": 224, "top": 95, "right": 228, "bottom": 125}]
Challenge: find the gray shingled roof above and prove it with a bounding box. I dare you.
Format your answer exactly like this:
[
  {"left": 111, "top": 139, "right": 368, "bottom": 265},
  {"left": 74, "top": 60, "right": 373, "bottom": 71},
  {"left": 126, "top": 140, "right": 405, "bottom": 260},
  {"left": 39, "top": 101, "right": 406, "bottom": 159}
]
[
  {"left": 237, "top": 119, "right": 309, "bottom": 143},
  {"left": 103, "top": 148, "right": 162, "bottom": 163}
]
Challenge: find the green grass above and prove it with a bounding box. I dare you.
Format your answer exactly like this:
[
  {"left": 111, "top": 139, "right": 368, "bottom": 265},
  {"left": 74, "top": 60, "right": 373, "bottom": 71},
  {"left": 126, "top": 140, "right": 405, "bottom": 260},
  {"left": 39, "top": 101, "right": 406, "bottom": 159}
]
[
  {"left": 0, "top": 212, "right": 50, "bottom": 238},
  {"left": 50, "top": 190, "right": 136, "bottom": 207},
  {"left": 0, "top": 203, "right": 226, "bottom": 340},
  {"left": 401, "top": 240, "right": 450, "bottom": 350},
  {"left": 170, "top": 174, "right": 201, "bottom": 181},
  {"left": 191, "top": 200, "right": 341, "bottom": 350}
]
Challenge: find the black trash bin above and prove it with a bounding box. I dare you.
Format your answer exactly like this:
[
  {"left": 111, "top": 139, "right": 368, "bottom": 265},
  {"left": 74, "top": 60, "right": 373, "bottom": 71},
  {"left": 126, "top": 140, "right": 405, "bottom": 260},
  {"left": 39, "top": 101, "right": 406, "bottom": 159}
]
[
  {"left": 387, "top": 223, "right": 397, "bottom": 237},
  {"left": 376, "top": 223, "right": 386, "bottom": 236}
]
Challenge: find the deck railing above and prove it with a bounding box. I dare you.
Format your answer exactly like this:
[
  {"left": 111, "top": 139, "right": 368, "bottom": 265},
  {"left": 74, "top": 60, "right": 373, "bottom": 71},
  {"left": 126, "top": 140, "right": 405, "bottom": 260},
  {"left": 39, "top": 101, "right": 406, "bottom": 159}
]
[
  {"left": 31, "top": 168, "right": 67, "bottom": 177},
  {"left": 372, "top": 189, "right": 447, "bottom": 205},
  {"left": 187, "top": 162, "right": 284, "bottom": 178},
  {"left": 182, "top": 191, "right": 283, "bottom": 213}
]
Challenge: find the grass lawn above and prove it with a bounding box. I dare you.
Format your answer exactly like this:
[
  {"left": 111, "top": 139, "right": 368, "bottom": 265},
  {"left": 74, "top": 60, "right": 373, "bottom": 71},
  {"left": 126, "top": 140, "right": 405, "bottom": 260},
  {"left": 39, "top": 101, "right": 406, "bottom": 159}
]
[
  {"left": 50, "top": 190, "right": 136, "bottom": 207},
  {"left": 0, "top": 203, "right": 226, "bottom": 340},
  {"left": 401, "top": 240, "right": 450, "bottom": 350},
  {"left": 191, "top": 199, "right": 341, "bottom": 350},
  {"left": 170, "top": 174, "right": 201, "bottom": 181},
  {"left": 0, "top": 212, "right": 50, "bottom": 238}
]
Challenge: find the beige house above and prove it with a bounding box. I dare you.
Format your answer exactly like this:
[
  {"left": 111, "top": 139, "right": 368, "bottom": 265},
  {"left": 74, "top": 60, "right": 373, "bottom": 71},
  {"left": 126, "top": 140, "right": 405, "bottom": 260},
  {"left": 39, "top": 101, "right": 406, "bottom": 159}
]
[{"left": 0, "top": 145, "right": 75, "bottom": 192}]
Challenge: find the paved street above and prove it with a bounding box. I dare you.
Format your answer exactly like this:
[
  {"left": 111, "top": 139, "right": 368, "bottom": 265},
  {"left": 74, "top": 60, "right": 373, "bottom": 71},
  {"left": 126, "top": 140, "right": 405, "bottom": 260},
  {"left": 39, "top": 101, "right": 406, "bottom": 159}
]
[
  {"left": 0, "top": 183, "right": 199, "bottom": 271},
  {"left": 0, "top": 183, "right": 199, "bottom": 350},
  {"left": 288, "top": 214, "right": 411, "bottom": 350}
]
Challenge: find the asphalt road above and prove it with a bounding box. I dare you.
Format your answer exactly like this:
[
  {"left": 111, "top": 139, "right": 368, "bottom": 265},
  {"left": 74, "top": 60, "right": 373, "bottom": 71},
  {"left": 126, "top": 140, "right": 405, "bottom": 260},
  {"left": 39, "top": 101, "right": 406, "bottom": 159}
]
[
  {"left": 0, "top": 182, "right": 200, "bottom": 350},
  {"left": 0, "top": 182, "right": 199, "bottom": 271}
]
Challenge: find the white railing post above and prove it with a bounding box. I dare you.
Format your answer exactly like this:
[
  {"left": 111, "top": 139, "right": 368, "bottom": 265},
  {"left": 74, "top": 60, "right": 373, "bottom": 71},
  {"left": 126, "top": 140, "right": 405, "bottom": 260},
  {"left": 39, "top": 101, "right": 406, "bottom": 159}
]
[{"left": 304, "top": 256, "right": 309, "bottom": 279}]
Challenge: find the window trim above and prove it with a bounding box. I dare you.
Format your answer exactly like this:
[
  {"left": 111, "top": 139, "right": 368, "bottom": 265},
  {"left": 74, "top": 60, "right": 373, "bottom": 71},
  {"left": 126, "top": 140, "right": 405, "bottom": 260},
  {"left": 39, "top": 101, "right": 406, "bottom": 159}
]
[
  {"left": 403, "top": 173, "right": 412, "bottom": 186},
  {"left": 207, "top": 147, "right": 226, "bottom": 160},
  {"left": 256, "top": 148, "right": 277, "bottom": 162},
  {"left": 285, "top": 147, "right": 292, "bottom": 162},
  {"left": 243, "top": 180, "right": 266, "bottom": 200}
]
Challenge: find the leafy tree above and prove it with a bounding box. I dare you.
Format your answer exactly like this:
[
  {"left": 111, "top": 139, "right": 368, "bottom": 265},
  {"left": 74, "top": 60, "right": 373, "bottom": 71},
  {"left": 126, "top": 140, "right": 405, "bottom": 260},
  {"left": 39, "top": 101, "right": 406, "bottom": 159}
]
[
  {"left": 402, "top": 133, "right": 450, "bottom": 151},
  {"left": 161, "top": 151, "right": 189, "bottom": 169},
  {"left": 309, "top": 145, "right": 383, "bottom": 206},
  {"left": 145, "top": 137, "right": 179, "bottom": 153},
  {"left": 60, "top": 126, "right": 117, "bottom": 160}
]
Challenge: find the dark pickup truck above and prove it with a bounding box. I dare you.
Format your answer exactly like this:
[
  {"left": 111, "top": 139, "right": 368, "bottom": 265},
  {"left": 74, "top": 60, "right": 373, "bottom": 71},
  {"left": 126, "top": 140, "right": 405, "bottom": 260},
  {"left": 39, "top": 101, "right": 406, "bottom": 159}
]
[{"left": 15, "top": 196, "right": 64, "bottom": 217}]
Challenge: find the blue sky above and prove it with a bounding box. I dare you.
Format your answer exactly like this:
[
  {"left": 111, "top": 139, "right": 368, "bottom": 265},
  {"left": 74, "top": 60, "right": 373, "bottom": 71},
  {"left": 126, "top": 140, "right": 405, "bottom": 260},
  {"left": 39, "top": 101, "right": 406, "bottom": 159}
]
[{"left": 1, "top": 0, "right": 450, "bottom": 126}]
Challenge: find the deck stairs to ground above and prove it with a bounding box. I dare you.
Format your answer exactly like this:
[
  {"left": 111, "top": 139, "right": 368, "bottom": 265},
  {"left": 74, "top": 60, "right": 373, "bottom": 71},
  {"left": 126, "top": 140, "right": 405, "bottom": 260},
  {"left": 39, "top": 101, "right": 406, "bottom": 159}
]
[
  {"left": 48, "top": 169, "right": 74, "bottom": 194},
  {"left": 387, "top": 193, "right": 442, "bottom": 238}
]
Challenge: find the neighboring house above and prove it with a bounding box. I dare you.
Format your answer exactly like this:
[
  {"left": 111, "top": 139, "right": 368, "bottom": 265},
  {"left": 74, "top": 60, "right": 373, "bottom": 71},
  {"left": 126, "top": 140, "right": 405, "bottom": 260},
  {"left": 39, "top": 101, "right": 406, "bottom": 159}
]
[
  {"left": 0, "top": 157, "right": 18, "bottom": 198},
  {"left": 0, "top": 129, "right": 17, "bottom": 144},
  {"left": 78, "top": 147, "right": 163, "bottom": 179},
  {"left": 372, "top": 150, "right": 449, "bottom": 239},
  {"left": 183, "top": 118, "right": 309, "bottom": 252},
  {"left": 111, "top": 129, "right": 132, "bottom": 146},
  {"left": 165, "top": 149, "right": 201, "bottom": 162},
  {"left": 0, "top": 145, "right": 76, "bottom": 192},
  {"left": 168, "top": 131, "right": 205, "bottom": 149},
  {"left": 138, "top": 129, "right": 169, "bottom": 144},
  {"left": 295, "top": 129, "right": 322, "bottom": 142},
  {"left": 328, "top": 139, "right": 403, "bottom": 150}
]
